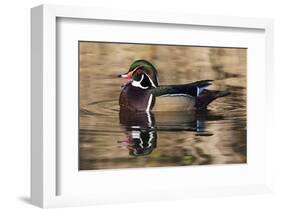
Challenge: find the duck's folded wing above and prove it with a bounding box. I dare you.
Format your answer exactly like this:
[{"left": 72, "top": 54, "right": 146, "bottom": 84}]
[{"left": 152, "top": 80, "right": 213, "bottom": 97}]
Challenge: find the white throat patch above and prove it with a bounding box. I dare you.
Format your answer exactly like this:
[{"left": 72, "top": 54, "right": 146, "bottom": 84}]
[
  {"left": 131, "top": 73, "right": 157, "bottom": 89},
  {"left": 131, "top": 74, "right": 149, "bottom": 89}
]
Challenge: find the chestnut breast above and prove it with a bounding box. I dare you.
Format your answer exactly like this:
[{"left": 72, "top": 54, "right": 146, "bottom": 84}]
[{"left": 119, "top": 84, "right": 155, "bottom": 111}]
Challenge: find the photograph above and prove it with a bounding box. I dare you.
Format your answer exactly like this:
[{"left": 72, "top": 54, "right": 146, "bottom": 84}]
[{"left": 79, "top": 41, "right": 247, "bottom": 170}]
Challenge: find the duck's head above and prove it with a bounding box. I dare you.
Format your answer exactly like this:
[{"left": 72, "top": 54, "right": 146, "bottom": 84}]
[{"left": 118, "top": 60, "right": 159, "bottom": 89}]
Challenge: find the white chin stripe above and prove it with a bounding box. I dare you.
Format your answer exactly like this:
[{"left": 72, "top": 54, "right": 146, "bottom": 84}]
[
  {"left": 131, "top": 73, "right": 157, "bottom": 89},
  {"left": 131, "top": 75, "right": 149, "bottom": 89}
]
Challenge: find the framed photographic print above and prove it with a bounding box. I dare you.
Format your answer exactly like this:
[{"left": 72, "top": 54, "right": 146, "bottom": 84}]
[{"left": 31, "top": 4, "right": 274, "bottom": 208}]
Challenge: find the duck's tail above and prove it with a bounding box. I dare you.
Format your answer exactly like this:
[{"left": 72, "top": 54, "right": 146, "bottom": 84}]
[{"left": 195, "top": 89, "right": 230, "bottom": 110}]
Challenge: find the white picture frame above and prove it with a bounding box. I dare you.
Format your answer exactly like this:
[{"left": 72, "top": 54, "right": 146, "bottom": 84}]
[{"left": 31, "top": 4, "right": 274, "bottom": 208}]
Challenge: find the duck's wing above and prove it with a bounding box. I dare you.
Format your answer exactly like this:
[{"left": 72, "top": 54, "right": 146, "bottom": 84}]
[
  {"left": 152, "top": 80, "right": 213, "bottom": 97},
  {"left": 152, "top": 80, "right": 230, "bottom": 110}
]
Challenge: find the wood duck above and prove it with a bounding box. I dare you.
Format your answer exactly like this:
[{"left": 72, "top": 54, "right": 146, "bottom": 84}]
[{"left": 118, "top": 59, "right": 230, "bottom": 112}]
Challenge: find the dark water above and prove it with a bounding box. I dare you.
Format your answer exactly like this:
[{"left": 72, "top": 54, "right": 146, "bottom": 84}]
[{"left": 79, "top": 42, "right": 247, "bottom": 170}]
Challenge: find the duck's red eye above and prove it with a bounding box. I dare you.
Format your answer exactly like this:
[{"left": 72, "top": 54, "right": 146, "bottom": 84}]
[{"left": 136, "top": 67, "right": 142, "bottom": 74}]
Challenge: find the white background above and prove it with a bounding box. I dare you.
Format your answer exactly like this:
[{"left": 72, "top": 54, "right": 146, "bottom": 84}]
[
  {"left": 58, "top": 18, "right": 266, "bottom": 198},
  {"left": 0, "top": 0, "right": 280, "bottom": 212}
]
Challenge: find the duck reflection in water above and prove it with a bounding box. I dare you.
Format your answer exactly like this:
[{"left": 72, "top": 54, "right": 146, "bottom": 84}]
[
  {"left": 119, "top": 110, "right": 157, "bottom": 156},
  {"left": 118, "top": 110, "right": 221, "bottom": 156}
]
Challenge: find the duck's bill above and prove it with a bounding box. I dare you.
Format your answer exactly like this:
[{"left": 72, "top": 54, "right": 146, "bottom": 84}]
[
  {"left": 117, "top": 70, "right": 134, "bottom": 79},
  {"left": 118, "top": 74, "right": 129, "bottom": 78}
]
